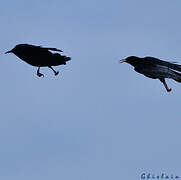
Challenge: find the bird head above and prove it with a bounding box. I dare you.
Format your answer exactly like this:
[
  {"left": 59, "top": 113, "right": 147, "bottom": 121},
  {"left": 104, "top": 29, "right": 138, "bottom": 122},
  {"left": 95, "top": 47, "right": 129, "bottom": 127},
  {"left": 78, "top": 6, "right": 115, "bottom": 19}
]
[
  {"left": 120, "top": 56, "right": 140, "bottom": 67},
  {"left": 5, "top": 49, "right": 14, "bottom": 54},
  {"left": 5, "top": 45, "right": 19, "bottom": 54}
]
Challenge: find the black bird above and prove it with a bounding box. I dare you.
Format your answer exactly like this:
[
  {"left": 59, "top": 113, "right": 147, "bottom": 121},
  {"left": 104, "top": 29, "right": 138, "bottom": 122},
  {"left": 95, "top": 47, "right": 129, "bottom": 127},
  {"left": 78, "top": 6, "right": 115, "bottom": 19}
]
[
  {"left": 5, "top": 44, "right": 71, "bottom": 77},
  {"left": 120, "top": 56, "right": 181, "bottom": 92}
]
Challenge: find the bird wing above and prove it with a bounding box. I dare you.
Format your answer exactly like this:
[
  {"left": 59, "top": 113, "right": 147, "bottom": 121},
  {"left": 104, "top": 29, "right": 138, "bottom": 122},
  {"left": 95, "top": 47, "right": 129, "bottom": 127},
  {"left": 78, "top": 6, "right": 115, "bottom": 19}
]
[
  {"left": 168, "top": 63, "right": 181, "bottom": 72},
  {"left": 32, "top": 45, "right": 62, "bottom": 52},
  {"left": 44, "top": 47, "right": 63, "bottom": 52},
  {"left": 145, "top": 56, "right": 181, "bottom": 72}
]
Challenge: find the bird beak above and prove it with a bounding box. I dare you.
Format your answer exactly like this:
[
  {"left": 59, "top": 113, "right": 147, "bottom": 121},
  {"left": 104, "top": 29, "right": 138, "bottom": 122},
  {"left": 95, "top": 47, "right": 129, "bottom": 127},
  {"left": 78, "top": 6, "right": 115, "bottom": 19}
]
[
  {"left": 120, "top": 59, "right": 126, "bottom": 63},
  {"left": 5, "top": 50, "right": 13, "bottom": 54}
]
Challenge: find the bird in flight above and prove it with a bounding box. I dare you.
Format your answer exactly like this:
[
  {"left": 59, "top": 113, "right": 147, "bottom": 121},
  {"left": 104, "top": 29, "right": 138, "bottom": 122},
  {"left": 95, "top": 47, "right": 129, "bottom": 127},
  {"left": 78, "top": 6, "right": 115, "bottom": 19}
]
[
  {"left": 5, "top": 44, "right": 71, "bottom": 77},
  {"left": 120, "top": 56, "right": 181, "bottom": 92}
]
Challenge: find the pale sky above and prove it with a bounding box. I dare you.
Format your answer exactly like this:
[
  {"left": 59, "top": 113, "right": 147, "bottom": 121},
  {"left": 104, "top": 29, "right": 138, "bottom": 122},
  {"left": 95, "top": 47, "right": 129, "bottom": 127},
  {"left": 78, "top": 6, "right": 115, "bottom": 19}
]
[{"left": 1, "top": 0, "right": 181, "bottom": 179}]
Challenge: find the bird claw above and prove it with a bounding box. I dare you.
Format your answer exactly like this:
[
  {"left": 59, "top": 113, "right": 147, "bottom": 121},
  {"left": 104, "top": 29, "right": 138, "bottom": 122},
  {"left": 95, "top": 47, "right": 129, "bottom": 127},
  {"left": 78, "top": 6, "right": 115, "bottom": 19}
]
[
  {"left": 160, "top": 79, "right": 172, "bottom": 92},
  {"left": 37, "top": 72, "right": 44, "bottom": 77},
  {"left": 54, "top": 71, "right": 59, "bottom": 76},
  {"left": 166, "top": 88, "right": 172, "bottom": 92}
]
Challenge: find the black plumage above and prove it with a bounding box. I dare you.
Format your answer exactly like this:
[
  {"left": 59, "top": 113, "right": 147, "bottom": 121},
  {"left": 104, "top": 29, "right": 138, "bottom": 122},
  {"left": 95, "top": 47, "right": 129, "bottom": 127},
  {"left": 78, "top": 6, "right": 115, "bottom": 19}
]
[
  {"left": 120, "top": 56, "right": 181, "bottom": 92},
  {"left": 5, "top": 44, "right": 71, "bottom": 77}
]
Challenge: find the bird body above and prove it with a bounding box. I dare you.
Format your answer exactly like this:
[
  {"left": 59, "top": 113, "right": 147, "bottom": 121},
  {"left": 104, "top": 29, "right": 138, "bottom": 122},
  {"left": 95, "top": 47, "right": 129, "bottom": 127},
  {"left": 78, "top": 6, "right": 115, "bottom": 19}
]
[
  {"left": 5, "top": 44, "right": 71, "bottom": 77},
  {"left": 120, "top": 56, "right": 181, "bottom": 92}
]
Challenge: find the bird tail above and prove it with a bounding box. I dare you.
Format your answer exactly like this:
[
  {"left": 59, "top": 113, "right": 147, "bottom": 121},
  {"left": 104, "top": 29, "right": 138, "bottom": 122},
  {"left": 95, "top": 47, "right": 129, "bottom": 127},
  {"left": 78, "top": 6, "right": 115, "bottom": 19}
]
[
  {"left": 53, "top": 53, "right": 71, "bottom": 63},
  {"left": 63, "top": 56, "right": 71, "bottom": 62}
]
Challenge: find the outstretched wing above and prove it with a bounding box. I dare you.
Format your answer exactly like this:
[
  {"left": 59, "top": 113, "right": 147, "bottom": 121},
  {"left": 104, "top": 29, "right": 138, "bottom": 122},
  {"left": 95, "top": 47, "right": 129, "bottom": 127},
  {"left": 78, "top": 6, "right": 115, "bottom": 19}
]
[
  {"left": 44, "top": 47, "right": 63, "bottom": 52},
  {"left": 24, "top": 44, "right": 63, "bottom": 52},
  {"left": 168, "top": 63, "right": 181, "bottom": 72},
  {"left": 38, "top": 45, "right": 63, "bottom": 52},
  {"left": 145, "top": 56, "right": 181, "bottom": 72}
]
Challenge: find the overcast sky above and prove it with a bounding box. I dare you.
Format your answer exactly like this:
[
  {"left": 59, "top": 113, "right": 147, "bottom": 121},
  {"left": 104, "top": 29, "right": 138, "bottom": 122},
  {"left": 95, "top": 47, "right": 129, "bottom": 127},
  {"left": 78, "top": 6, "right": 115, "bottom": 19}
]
[{"left": 1, "top": 0, "right": 181, "bottom": 179}]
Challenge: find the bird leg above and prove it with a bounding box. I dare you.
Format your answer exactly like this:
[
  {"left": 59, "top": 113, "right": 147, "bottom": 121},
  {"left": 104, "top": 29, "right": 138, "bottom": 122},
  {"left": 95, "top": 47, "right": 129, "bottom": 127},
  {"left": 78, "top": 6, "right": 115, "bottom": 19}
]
[
  {"left": 37, "top": 67, "right": 44, "bottom": 77},
  {"left": 159, "top": 78, "right": 171, "bottom": 92},
  {"left": 48, "top": 66, "right": 59, "bottom": 76}
]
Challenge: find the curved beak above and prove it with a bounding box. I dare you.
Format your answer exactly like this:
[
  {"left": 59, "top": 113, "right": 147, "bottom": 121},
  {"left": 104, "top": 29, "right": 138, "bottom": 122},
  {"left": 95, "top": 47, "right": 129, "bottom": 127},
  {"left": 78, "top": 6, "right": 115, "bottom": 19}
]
[
  {"left": 5, "top": 50, "right": 13, "bottom": 54},
  {"left": 120, "top": 59, "right": 127, "bottom": 63}
]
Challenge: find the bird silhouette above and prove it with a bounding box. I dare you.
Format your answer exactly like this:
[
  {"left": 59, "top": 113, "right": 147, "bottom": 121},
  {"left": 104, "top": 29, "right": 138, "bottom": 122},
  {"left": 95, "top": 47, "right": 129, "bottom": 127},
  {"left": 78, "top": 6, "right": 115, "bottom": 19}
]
[
  {"left": 120, "top": 56, "right": 181, "bottom": 92},
  {"left": 5, "top": 44, "right": 71, "bottom": 77}
]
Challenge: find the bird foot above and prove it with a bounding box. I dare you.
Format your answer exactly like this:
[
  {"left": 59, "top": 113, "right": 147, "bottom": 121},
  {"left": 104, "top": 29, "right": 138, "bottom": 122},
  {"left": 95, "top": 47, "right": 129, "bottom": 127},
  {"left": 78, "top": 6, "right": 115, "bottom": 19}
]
[
  {"left": 37, "top": 72, "right": 44, "bottom": 77},
  {"left": 160, "top": 79, "right": 172, "bottom": 93},
  {"left": 166, "top": 88, "right": 172, "bottom": 92},
  {"left": 54, "top": 71, "right": 59, "bottom": 76}
]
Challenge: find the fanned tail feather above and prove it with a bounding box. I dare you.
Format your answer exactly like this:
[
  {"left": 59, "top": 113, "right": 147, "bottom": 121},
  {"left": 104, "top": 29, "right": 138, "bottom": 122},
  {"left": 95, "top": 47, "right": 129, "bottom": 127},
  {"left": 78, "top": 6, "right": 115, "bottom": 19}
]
[
  {"left": 63, "top": 56, "right": 71, "bottom": 62},
  {"left": 52, "top": 53, "right": 71, "bottom": 65}
]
